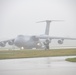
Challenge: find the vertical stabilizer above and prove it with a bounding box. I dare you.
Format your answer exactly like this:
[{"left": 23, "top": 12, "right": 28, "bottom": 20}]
[
  {"left": 36, "top": 20, "right": 51, "bottom": 35},
  {"left": 45, "top": 20, "right": 51, "bottom": 35},
  {"left": 37, "top": 20, "right": 64, "bottom": 35}
]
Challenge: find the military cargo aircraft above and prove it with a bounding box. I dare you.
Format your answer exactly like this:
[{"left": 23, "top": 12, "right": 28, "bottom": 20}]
[{"left": 0, "top": 20, "right": 76, "bottom": 49}]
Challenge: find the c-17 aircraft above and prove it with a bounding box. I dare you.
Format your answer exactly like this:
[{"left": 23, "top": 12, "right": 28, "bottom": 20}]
[{"left": 0, "top": 20, "right": 76, "bottom": 50}]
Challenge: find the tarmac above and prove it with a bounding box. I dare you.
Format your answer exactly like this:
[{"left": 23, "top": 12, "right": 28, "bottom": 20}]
[{"left": 0, "top": 56, "right": 76, "bottom": 75}]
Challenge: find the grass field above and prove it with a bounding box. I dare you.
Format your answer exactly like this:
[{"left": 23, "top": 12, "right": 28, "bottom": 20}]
[
  {"left": 66, "top": 57, "right": 76, "bottom": 62},
  {"left": 0, "top": 48, "right": 76, "bottom": 59}
]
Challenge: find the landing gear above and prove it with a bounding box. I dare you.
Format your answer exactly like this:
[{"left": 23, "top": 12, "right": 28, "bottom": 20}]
[
  {"left": 44, "top": 40, "right": 50, "bottom": 50},
  {"left": 44, "top": 42, "right": 50, "bottom": 50},
  {"left": 46, "top": 45, "right": 49, "bottom": 50},
  {"left": 45, "top": 44, "right": 49, "bottom": 50}
]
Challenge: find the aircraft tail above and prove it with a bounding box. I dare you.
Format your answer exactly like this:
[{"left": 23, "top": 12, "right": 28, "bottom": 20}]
[
  {"left": 45, "top": 20, "right": 51, "bottom": 35},
  {"left": 37, "top": 20, "right": 64, "bottom": 35}
]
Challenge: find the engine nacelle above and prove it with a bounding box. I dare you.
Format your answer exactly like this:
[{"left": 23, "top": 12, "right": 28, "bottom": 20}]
[
  {"left": 44, "top": 39, "right": 51, "bottom": 45},
  {"left": 46, "top": 39, "right": 51, "bottom": 43},
  {"left": 8, "top": 40, "right": 14, "bottom": 45},
  {"left": 58, "top": 39, "right": 63, "bottom": 44},
  {"left": 0, "top": 42, "right": 6, "bottom": 47}
]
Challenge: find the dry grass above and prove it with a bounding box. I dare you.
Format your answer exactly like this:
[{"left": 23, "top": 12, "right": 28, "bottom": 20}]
[{"left": 0, "top": 48, "right": 76, "bottom": 59}]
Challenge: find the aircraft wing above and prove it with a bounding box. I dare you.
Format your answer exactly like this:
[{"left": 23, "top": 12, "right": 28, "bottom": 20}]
[
  {"left": 37, "top": 35, "right": 76, "bottom": 44},
  {"left": 37, "top": 35, "right": 76, "bottom": 40},
  {"left": 0, "top": 39, "right": 14, "bottom": 42},
  {"left": 49, "top": 36, "right": 76, "bottom": 40},
  {"left": 0, "top": 39, "right": 14, "bottom": 47}
]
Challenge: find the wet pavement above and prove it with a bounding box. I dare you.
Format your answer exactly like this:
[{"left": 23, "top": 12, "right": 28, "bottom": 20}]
[{"left": 0, "top": 56, "right": 76, "bottom": 75}]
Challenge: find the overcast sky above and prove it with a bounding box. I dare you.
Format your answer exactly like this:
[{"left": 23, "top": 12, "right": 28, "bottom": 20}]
[{"left": 0, "top": 0, "right": 76, "bottom": 41}]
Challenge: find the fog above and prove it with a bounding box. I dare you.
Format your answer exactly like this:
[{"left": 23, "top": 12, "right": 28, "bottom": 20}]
[{"left": 0, "top": 0, "right": 76, "bottom": 46}]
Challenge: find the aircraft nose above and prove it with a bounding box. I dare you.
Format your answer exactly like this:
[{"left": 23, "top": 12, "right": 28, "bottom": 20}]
[{"left": 14, "top": 35, "right": 26, "bottom": 47}]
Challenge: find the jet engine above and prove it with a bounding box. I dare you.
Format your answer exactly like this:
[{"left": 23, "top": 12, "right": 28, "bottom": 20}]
[
  {"left": 8, "top": 40, "right": 14, "bottom": 45},
  {"left": 46, "top": 39, "right": 51, "bottom": 43},
  {"left": 58, "top": 39, "right": 64, "bottom": 44},
  {"left": 0, "top": 42, "right": 6, "bottom": 47},
  {"left": 44, "top": 39, "right": 51, "bottom": 45}
]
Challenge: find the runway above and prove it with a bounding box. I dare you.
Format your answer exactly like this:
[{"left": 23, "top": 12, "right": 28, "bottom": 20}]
[{"left": 0, "top": 56, "right": 76, "bottom": 75}]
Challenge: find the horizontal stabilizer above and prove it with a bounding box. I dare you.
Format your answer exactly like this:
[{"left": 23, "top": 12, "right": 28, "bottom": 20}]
[{"left": 36, "top": 20, "right": 64, "bottom": 23}]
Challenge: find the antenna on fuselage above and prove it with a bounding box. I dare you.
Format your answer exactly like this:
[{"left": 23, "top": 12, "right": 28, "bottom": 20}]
[{"left": 37, "top": 20, "right": 64, "bottom": 35}]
